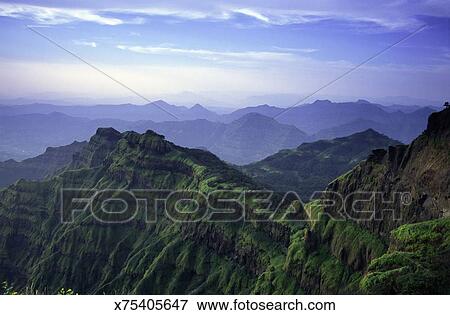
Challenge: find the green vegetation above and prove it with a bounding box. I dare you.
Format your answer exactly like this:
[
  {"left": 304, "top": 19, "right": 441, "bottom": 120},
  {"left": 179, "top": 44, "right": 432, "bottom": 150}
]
[
  {"left": 1, "top": 281, "right": 18, "bottom": 295},
  {"left": 361, "top": 218, "right": 450, "bottom": 294},
  {"left": 0, "top": 281, "right": 75, "bottom": 295},
  {"left": 0, "top": 107, "right": 449, "bottom": 295},
  {"left": 241, "top": 129, "right": 400, "bottom": 201}
]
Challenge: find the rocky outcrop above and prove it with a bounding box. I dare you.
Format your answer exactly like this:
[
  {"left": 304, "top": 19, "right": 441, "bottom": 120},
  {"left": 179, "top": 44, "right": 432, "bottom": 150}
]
[{"left": 70, "top": 128, "right": 121, "bottom": 169}]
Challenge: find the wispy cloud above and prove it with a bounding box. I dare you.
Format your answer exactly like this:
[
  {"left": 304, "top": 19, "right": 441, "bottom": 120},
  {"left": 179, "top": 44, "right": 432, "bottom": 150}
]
[
  {"left": 0, "top": 2, "right": 427, "bottom": 30},
  {"left": 107, "top": 7, "right": 221, "bottom": 21},
  {"left": 231, "top": 8, "right": 271, "bottom": 23},
  {"left": 226, "top": 7, "right": 420, "bottom": 30},
  {"left": 273, "top": 46, "right": 319, "bottom": 53},
  {"left": 107, "top": 6, "right": 329, "bottom": 26},
  {"left": 73, "top": 40, "right": 97, "bottom": 48},
  {"left": 105, "top": 6, "right": 418, "bottom": 30},
  {"left": 116, "top": 45, "right": 297, "bottom": 64},
  {"left": 0, "top": 2, "right": 123, "bottom": 25}
]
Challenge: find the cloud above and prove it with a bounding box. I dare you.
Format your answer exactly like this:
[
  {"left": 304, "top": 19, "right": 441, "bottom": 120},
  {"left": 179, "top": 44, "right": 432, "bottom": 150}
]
[
  {"left": 0, "top": 1, "right": 435, "bottom": 30},
  {"left": 106, "top": 6, "right": 329, "bottom": 26},
  {"left": 273, "top": 46, "right": 318, "bottom": 53},
  {"left": 107, "top": 7, "right": 219, "bottom": 21},
  {"left": 0, "top": 2, "right": 123, "bottom": 25},
  {"left": 73, "top": 40, "right": 97, "bottom": 48},
  {"left": 224, "top": 8, "right": 419, "bottom": 30},
  {"left": 102, "top": 5, "right": 424, "bottom": 30},
  {"left": 231, "top": 8, "right": 271, "bottom": 23},
  {"left": 116, "top": 45, "right": 297, "bottom": 64},
  {"left": 0, "top": 0, "right": 446, "bottom": 33}
]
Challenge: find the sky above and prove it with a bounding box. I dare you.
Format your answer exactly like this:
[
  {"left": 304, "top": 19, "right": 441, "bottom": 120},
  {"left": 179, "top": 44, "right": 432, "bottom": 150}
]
[{"left": 0, "top": 0, "right": 448, "bottom": 107}]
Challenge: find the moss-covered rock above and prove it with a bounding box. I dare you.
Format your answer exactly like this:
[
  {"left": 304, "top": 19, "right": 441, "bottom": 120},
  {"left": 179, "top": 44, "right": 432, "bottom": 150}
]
[{"left": 361, "top": 218, "right": 450, "bottom": 294}]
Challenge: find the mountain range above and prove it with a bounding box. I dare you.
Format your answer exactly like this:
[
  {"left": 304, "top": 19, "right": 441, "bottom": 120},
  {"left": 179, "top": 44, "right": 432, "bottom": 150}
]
[
  {"left": 225, "top": 100, "right": 435, "bottom": 142},
  {"left": 0, "top": 141, "right": 86, "bottom": 188},
  {"left": 136, "top": 113, "right": 309, "bottom": 165},
  {"left": 313, "top": 107, "right": 434, "bottom": 142},
  {"left": 0, "top": 112, "right": 308, "bottom": 165},
  {"left": 241, "top": 129, "right": 401, "bottom": 201},
  {"left": 0, "top": 107, "right": 448, "bottom": 294},
  {"left": 0, "top": 99, "right": 436, "bottom": 164},
  {"left": 192, "top": 113, "right": 307, "bottom": 165},
  {"left": 0, "top": 112, "right": 125, "bottom": 160},
  {"left": 0, "top": 100, "right": 219, "bottom": 122}
]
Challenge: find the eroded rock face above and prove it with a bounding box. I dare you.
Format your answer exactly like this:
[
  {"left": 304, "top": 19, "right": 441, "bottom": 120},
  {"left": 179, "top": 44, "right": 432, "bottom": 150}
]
[
  {"left": 70, "top": 128, "right": 122, "bottom": 168},
  {"left": 326, "top": 107, "right": 450, "bottom": 236}
]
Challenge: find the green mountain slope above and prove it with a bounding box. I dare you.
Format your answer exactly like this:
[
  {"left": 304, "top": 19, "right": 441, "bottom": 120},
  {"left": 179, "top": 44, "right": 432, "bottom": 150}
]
[
  {"left": 0, "top": 108, "right": 448, "bottom": 295},
  {"left": 241, "top": 129, "right": 401, "bottom": 201},
  {"left": 0, "top": 128, "right": 275, "bottom": 294},
  {"left": 323, "top": 107, "right": 450, "bottom": 293}
]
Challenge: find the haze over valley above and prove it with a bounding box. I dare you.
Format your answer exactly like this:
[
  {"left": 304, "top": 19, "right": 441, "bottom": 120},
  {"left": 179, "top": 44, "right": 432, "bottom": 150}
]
[{"left": 0, "top": 99, "right": 437, "bottom": 164}]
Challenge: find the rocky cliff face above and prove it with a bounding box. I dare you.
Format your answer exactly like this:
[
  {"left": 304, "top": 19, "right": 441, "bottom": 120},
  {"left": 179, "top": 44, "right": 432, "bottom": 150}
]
[
  {"left": 326, "top": 108, "right": 449, "bottom": 236},
  {"left": 0, "top": 109, "right": 448, "bottom": 295},
  {"left": 307, "top": 107, "right": 450, "bottom": 293}
]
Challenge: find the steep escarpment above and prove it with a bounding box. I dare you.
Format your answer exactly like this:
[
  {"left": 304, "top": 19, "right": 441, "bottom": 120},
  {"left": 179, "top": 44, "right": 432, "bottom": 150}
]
[
  {"left": 0, "top": 108, "right": 448, "bottom": 295},
  {"left": 299, "top": 108, "right": 450, "bottom": 294},
  {"left": 326, "top": 108, "right": 449, "bottom": 235}
]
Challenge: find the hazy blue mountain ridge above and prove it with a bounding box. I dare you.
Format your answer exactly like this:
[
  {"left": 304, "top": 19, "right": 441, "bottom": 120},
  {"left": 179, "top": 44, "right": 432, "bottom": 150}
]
[
  {"left": 0, "top": 112, "right": 309, "bottom": 165},
  {"left": 241, "top": 129, "right": 401, "bottom": 200}
]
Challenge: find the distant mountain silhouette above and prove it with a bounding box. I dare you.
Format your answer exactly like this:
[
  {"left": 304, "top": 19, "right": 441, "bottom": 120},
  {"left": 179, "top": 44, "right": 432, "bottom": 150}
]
[
  {"left": 274, "top": 100, "right": 434, "bottom": 135},
  {"left": 0, "top": 141, "right": 86, "bottom": 188},
  {"left": 0, "top": 99, "right": 436, "bottom": 162},
  {"left": 0, "top": 112, "right": 134, "bottom": 160},
  {"left": 0, "top": 101, "right": 219, "bottom": 122},
  {"left": 137, "top": 113, "right": 308, "bottom": 165},
  {"left": 241, "top": 129, "right": 401, "bottom": 200},
  {"left": 209, "top": 113, "right": 308, "bottom": 165},
  {"left": 221, "top": 104, "right": 284, "bottom": 123},
  {"left": 0, "top": 112, "right": 308, "bottom": 165},
  {"left": 222, "top": 99, "right": 436, "bottom": 142},
  {"left": 134, "top": 119, "right": 225, "bottom": 150},
  {"left": 374, "top": 104, "right": 437, "bottom": 113},
  {"left": 314, "top": 106, "right": 435, "bottom": 143},
  {"left": 188, "top": 103, "right": 219, "bottom": 121}
]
